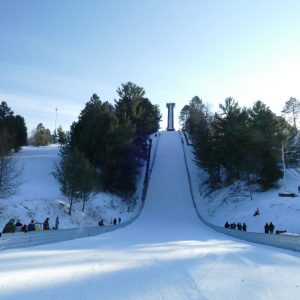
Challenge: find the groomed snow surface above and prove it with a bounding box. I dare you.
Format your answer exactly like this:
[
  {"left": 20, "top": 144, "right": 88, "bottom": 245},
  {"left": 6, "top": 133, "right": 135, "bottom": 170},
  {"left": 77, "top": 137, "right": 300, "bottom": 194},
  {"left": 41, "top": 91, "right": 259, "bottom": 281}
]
[
  {"left": 1, "top": 131, "right": 300, "bottom": 299},
  {"left": 0, "top": 145, "right": 138, "bottom": 230}
]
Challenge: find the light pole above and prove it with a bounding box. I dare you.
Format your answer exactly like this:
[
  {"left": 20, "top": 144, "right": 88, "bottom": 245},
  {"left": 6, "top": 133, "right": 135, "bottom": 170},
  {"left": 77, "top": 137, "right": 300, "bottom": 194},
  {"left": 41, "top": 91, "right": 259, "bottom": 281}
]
[{"left": 54, "top": 108, "right": 58, "bottom": 142}]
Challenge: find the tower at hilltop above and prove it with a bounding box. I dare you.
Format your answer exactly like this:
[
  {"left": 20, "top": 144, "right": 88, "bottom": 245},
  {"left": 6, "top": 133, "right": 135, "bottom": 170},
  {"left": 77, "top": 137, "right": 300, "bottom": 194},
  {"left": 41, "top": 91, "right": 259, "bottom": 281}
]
[{"left": 166, "top": 103, "right": 175, "bottom": 131}]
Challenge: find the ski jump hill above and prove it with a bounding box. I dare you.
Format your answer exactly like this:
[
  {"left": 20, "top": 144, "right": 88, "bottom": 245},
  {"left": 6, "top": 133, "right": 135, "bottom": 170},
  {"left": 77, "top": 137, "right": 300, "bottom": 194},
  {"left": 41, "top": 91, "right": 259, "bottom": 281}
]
[{"left": 1, "top": 131, "right": 300, "bottom": 299}]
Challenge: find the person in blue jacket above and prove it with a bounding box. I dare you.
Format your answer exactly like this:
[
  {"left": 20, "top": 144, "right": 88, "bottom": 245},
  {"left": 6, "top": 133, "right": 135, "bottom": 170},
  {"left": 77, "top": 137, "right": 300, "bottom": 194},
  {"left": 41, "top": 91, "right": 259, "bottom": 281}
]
[{"left": 28, "top": 220, "right": 35, "bottom": 231}]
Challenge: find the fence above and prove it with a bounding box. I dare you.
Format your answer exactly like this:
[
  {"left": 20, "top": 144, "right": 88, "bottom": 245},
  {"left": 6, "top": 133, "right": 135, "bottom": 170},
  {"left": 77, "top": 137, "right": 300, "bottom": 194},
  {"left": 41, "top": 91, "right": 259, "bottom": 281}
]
[
  {"left": 180, "top": 131, "right": 300, "bottom": 253},
  {"left": 0, "top": 218, "right": 138, "bottom": 251},
  {"left": 0, "top": 132, "right": 161, "bottom": 252}
]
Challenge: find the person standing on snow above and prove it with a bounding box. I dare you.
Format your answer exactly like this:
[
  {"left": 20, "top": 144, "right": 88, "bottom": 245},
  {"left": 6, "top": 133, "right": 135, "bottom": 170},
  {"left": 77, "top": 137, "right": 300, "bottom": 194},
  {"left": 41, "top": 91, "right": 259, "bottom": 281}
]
[
  {"left": 269, "top": 222, "right": 275, "bottom": 234},
  {"left": 2, "top": 219, "right": 16, "bottom": 233},
  {"left": 28, "top": 220, "right": 35, "bottom": 231},
  {"left": 54, "top": 216, "right": 59, "bottom": 230},
  {"left": 264, "top": 223, "right": 270, "bottom": 234},
  {"left": 242, "top": 223, "right": 247, "bottom": 231},
  {"left": 43, "top": 218, "right": 50, "bottom": 230}
]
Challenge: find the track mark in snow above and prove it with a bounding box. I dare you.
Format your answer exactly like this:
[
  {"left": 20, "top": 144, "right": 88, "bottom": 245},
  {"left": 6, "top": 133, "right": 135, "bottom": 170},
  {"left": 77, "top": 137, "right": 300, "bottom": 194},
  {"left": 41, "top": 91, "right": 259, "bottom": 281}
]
[
  {"left": 172, "top": 268, "right": 208, "bottom": 300},
  {"left": 240, "top": 255, "right": 275, "bottom": 299}
]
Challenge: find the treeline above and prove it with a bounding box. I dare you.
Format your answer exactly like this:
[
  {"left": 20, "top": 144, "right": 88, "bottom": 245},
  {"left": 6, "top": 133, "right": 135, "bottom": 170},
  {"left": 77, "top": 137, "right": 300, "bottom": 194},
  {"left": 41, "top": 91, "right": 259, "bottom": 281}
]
[
  {"left": 180, "top": 96, "right": 296, "bottom": 190},
  {"left": 0, "top": 102, "right": 27, "bottom": 199},
  {"left": 0, "top": 100, "right": 62, "bottom": 148},
  {"left": 0, "top": 101, "right": 27, "bottom": 154},
  {"left": 54, "top": 82, "right": 161, "bottom": 214}
]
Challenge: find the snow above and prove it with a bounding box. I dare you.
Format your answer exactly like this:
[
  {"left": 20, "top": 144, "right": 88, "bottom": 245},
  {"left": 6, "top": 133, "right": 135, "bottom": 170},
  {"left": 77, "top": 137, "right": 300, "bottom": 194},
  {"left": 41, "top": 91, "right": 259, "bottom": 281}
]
[
  {"left": 0, "top": 144, "right": 139, "bottom": 230},
  {"left": 1, "top": 131, "right": 300, "bottom": 299},
  {"left": 184, "top": 136, "right": 300, "bottom": 235}
]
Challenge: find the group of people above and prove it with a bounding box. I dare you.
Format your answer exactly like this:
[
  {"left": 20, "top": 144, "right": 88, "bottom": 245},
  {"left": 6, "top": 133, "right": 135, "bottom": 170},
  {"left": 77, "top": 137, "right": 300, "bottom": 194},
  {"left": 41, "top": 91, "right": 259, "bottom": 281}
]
[
  {"left": 112, "top": 217, "right": 121, "bottom": 225},
  {"left": 224, "top": 221, "right": 247, "bottom": 231},
  {"left": 98, "top": 217, "right": 121, "bottom": 227},
  {"left": 2, "top": 216, "right": 59, "bottom": 234},
  {"left": 224, "top": 220, "right": 278, "bottom": 235},
  {"left": 264, "top": 222, "right": 275, "bottom": 234}
]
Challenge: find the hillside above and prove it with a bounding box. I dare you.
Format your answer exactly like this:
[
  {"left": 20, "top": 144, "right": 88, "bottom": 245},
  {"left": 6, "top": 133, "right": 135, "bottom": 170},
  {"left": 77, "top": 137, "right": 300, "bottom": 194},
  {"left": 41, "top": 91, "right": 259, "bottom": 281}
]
[
  {"left": 1, "top": 131, "right": 300, "bottom": 300},
  {"left": 2, "top": 131, "right": 300, "bottom": 235},
  {"left": 0, "top": 144, "right": 141, "bottom": 230},
  {"left": 184, "top": 135, "right": 300, "bottom": 235}
]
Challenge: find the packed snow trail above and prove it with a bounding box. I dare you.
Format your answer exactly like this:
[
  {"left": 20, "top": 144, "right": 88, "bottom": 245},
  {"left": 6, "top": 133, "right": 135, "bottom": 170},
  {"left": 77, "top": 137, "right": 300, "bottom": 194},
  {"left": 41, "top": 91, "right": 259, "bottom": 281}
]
[{"left": 1, "top": 132, "right": 300, "bottom": 299}]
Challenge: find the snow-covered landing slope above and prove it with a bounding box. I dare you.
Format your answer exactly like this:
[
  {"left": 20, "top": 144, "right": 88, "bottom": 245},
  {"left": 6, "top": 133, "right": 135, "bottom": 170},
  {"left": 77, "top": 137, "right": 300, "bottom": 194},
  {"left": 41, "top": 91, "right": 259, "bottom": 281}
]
[{"left": 1, "top": 132, "right": 300, "bottom": 300}]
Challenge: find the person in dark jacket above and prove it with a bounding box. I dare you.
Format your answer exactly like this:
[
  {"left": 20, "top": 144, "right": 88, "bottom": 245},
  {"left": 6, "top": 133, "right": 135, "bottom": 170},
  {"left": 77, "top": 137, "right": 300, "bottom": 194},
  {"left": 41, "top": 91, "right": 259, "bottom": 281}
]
[
  {"left": 15, "top": 220, "right": 22, "bottom": 227},
  {"left": 224, "top": 221, "right": 230, "bottom": 229},
  {"left": 113, "top": 218, "right": 117, "bottom": 225},
  {"left": 43, "top": 218, "right": 50, "bottom": 230},
  {"left": 253, "top": 208, "right": 260, "bottom": 216},
  {"left": 242, "top": 223, "right": 247, "bottom": 232},
  {"left": 237, "top": 223, "right": 242, "bottom": 230},
  {"left": 28, "top": 220, "right": 35, "bottom": 231},
  {"left": 22, "top": 224, "right": 28, "bottom": 232},
  {"left": 2, "top": 219, "right": 16, "bottom": 233},
  {"left": 54, "top": 216, "right": 59, "bottom": 230},
  {"left": 264, "top": 223, "right": 270, "bottom": 234},
  {"left": 269, "top": 222, "right": 275, "bottom": 234}
]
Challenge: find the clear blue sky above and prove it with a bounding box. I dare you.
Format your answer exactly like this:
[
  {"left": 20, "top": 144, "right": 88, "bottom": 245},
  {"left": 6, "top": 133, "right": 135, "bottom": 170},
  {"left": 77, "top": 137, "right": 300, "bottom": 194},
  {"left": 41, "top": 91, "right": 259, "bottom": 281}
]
[{"left": 1, "top": 0, "right": 300, "bottom": 133}]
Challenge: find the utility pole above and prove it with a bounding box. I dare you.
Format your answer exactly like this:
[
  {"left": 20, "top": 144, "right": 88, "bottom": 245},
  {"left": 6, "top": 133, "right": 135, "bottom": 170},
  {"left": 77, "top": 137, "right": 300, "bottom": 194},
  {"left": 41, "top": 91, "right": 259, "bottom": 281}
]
[
  {"left": 54, "top": 108, "right": 58, "bottom": 143},
  {"left": 54, "top": 108, "right": 58, "bottom": 133},
  {"left": 282, "top": 141, "right": 286, "bottom": 192}
]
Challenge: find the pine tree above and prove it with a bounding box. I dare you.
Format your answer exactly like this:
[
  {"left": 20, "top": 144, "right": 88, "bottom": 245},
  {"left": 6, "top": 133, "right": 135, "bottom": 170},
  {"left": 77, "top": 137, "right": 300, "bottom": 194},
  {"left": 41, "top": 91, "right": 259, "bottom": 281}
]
[
  {"left": 282, "top": 97, "right": 300, "bottom": 129},
  {"left": 0, "top": 101, "right": 27, "bottom": 151},
  {"left": 53, "top": 149, "right": 97, "bottom": 215},
  {"left": 114, "top": 82, "right": 160, "bottom": 194},
  {"left": 181, "top": 97, "right": 290, "bottom": 191},
  {"left": 212, "top": 97, "right": 247, "bottom": 182},
  {"left": 0, "top": 101, "right": 13, "bottom": 119},
  {"left": 56, "top": 126, "right": 67, "bottom": 145}
]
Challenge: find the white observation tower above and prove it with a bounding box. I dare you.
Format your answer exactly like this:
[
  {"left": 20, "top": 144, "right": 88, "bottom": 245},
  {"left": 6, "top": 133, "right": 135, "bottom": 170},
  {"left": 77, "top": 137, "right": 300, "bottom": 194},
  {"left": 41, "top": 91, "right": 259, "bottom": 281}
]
[{"left": 166, "top": 103, "right": 175, "bottom": 131}]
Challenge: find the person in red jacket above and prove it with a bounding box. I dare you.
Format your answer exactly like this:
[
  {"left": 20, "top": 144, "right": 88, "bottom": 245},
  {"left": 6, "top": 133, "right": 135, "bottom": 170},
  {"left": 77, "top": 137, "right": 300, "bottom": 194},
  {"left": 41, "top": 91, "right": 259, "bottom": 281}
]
[{"left": 43, "top": 218, "right": 50, "bottom": 230}]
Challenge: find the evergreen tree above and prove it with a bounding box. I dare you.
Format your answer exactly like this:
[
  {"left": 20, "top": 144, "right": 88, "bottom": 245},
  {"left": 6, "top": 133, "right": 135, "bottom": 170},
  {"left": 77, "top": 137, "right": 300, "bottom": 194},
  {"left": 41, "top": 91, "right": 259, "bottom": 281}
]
[
  {"left": 56, "top": 126, "right": 68, "bottom": 145},
  {"left": 212, "top": 97, "right": 247, "bottom": 182},
  {"left": 114, "top": 82, "right": 160, "bottom": 193},
  {"left": 68, "top": 85, "right": 160, "bottom": 197},
  {"left": 115, "top": 82, "right": 160, "bottom": 160},
  {"left": 282, "top": 97, "right": 300, "bottom": 129},
  {"left": 70, "top": 94, "right": 135, "bottom": 195},
  {"left": 12, "top": 115, "right": 27, "bottom": 150},
  {"left": 179, "top": 105, "right": 190, "bottom": 131},
  {"left": 53, "top": 148, "right": 97, "bottom": 215},
  {"left": 0, "top": 101, "right": 27, "bottom": 151},
  {"left": 0, "top": 101, "right": 13, "bottom": 119},
  {"left": 181, "top": 97, "right": 290, "bottom": 191},
  {"left": 248, "top": 101, "right": 288, "bottom": 188}
]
